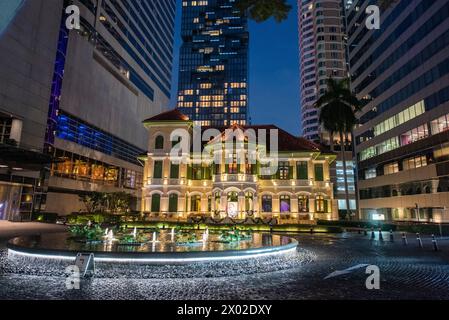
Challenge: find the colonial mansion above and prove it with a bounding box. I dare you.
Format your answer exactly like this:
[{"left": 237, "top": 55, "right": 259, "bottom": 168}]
[{"left": 141, "top": 110, "right": 338, "bottom": 223}]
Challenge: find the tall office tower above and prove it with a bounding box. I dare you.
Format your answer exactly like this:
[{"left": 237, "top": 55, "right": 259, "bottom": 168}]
[
  {"left": 298, "top": 0, "right": 356, "bottom": 217},
  {"left": 298, "top": 0, "right": 347, "bottom": 142},
  {"left": 0, "top": 0, "right": 176, "bottom": 220},
  {"left": 177, "top": 0, "right": 249, "bottom": 127},
  {"left": 349, "top": 0, "right": 449, "bottom": 222},
  {"left": 0, "top": 0, "right": 61, "bottom": 221}
]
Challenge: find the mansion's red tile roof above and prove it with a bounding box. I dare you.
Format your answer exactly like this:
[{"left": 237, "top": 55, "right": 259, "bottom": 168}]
[
  {"left": 143, "top": 109, "right": 190, "bottom": 122},
  {"left": 145, "top": 109, "right": 332, "bottom": 153}
]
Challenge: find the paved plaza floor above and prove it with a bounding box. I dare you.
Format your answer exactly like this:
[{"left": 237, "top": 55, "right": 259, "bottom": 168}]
[{"left": 0, "top": 222, "right": 449, "bottom": 300}]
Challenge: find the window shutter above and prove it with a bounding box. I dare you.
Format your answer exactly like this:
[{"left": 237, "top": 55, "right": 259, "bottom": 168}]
[{"left": 187, "top": 165, "right": 192, "bottom": 179}]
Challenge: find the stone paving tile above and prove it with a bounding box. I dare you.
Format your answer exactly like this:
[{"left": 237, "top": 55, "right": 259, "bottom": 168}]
[{"left": 1, "top": 231, "right": 449, "bottom": 300}]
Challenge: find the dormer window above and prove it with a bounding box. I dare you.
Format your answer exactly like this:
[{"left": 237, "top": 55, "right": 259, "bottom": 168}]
[{"left": 155, "top": 135, "right": 164, "bottom": 149}]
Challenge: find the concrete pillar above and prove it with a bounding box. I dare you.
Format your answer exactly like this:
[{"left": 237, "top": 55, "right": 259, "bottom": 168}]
[
  {"left": 163, "top": 158, "right": 170, "bottom": 179},
  {"left": 161, "top": 195, "right": 168, "bottom": 213},
  {"left": 144, "top": 197, "right": 151, "bottom": 212},
  {"left": 220, "top": 194, "right": 227, "bottom": 216},
  {"left": 187, "top": 195, "right": 191, "bottom": 214},
  {"left": 10, "top": 119, "right": 22, "bottom": 145},
  {"left": 308, "top": 160, "right": 314, "bottom": 181},
  {"left": 211, "top": 194, "right": 215, "bottom": 211},
  {"left": 291, "top": 197, "right": 299, "bottom": 216},
  {"left": 292, "top": 161, "right": 297, "bottom": 180},
  {"left": 178, "top": 196, "right": 185, "bottom": 215},
  {"left": 309, "top": 198, "right": 315, "bottom": 219},
  {"left": 273, "top": 196, "right": 280, "bottom": 217},
  {"left": 253, "top": 195, "right": 259, "bottom": 216},
  {"left": 238, "top": 194, "right": 245, "bottom": 219},
  {"left": 431, "top": 180, "right": 439, "bottom": 194},
  {"left": 201, "top": 195, "right": 208, "bottom": 214}
]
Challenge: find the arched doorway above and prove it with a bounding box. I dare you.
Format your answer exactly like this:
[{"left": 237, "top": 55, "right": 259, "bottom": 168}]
[{"left": 227, "top": 192, "right": 239, "bottom": 218}]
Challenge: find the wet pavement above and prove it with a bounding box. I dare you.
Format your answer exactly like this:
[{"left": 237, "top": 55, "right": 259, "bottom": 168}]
[{"left": 1, "top": 226, "right": 449, "bottom": 300}]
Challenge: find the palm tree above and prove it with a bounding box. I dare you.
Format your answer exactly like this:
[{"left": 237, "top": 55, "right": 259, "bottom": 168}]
[
  {"left": 378, "top": 0, "right": 398, "bottom": 11},
  {"left": 236, "top": 0, "right": 292, "bottom": 23},
  {"left": 315, "top": 78, "right": 361, "bottom": 220},
  {"left": 237, "top": 0, "right": 398, "bottom": 23}
]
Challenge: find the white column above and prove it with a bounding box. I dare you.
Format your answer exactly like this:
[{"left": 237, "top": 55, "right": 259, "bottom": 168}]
[{"left": 10, "top": 119, "right": 22, "bottom": 144}]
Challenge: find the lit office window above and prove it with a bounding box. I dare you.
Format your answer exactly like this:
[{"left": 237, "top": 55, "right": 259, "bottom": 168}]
[
  {"left": 384, "top": 162, "right": 399, "bottom": 175},
  {"left": 403, "top": 155, "right": 427, "bottom": 170}
]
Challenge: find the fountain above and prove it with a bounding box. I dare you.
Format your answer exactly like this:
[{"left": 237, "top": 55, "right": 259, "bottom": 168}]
[
  {"left": 7, "top": 228, "right": 298, "bottom": 265},
  {"left": 202, "top": 231, "right": 209, "bottom": 243},
  {"left": 105, "top": 230, "right": 115, "bottom": 243}
]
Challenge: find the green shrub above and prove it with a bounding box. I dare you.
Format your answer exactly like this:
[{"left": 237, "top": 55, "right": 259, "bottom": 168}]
[
  {"left": 68, "top": 225, "right": 104, "bottom": 241},
  {"left": 67, "top": 213, "right": 123, "bottom": 225}
]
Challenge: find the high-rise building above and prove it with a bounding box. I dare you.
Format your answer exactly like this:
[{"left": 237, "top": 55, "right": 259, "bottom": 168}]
[
  {"left": 177, "top": 0, "right": 249, "bottom": 127},
  {"left": 298, "top": 0, "right": 347, "bottom": 142},
  {"left": 0, "top": 0, "right": 176, "bottom": 220},
  {"left": 349, "top": 0, "right": 449, "bottom": 222},
  {"left": 298, "top": 0, "right": 357, "bottom": 217}
]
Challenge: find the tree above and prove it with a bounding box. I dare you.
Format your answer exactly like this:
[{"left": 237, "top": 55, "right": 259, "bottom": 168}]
[
  {"left": 236, "top": 0, "right": 292, "bottom": 23},
  {"left": 107, "top": 192, "right": 132, "bottom": 214},
  {"left": 236, "top": 0, "right": 398, "bottom": 24},
  {"left": 315, "top": 78, "right": 361, "bottom": 220},
  {"left": 79, "top": 192, "right": 104, "bottom": 214},
  {"left": 378, "top": 0, "right": 398, "bottom": 11}
]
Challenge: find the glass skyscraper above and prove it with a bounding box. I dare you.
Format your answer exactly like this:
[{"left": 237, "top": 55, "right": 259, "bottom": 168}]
[
  {"left": 177, "top": 0, "right": 249, "bottom": 127},
  {"left": 0, "top": 0, "right": 176, "bottom": 220},
  {"left": 298, "top": 0, "right": 347, "bottom": 142},
  {"left": 349, "top": 0, "right": 449, "bottom": 222}
]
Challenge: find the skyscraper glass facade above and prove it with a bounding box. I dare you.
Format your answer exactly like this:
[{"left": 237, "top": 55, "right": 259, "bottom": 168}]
[
  {"left": 298, "top": 0, "right": 347, "bottom": 142},
  {"left": 177, "top": 0, "right": 249, "bottom": 127},
  {"left": 349, "top": 0, "right": 449, "bottom": 222},
  {"left": 44, "top": 0, "right": 176, "bottom": 215}
]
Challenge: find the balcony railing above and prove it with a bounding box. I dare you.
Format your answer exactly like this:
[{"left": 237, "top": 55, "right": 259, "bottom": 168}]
[{"left": 213, "top": 174, "right": 257, "bottom": 183}]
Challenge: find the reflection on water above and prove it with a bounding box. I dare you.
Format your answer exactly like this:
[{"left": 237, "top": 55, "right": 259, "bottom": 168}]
[{"left": 9, "top": 230, "right": 295, "bottom": 253}]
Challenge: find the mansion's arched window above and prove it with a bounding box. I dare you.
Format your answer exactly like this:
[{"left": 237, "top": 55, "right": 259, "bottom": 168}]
[
  {"left": 191, "top": 195, "right": 201, "bottom": 212},
  {"left": 280, "top": 195, "right": 291, "bottom": 212},
  {"left": 208, "top": 195, "right": 212, "bottom": 212},
  {"left": 214, "top": 192, "right": 221, "bottom": 210},
  {"left": 151, "top": 194, "right": 161, "bottom": 212},
  {"left": 227, "top": 192, "right": 238, "bottom": 202},
  {"left": 226, "top": 152, "right": 238, "bottom": 174},
  {"left": 298, "top": 195, "right": 309, "bottom": 212},
  {"left": 245, "top": 192, "right": 253, "bottom": 211},
  {"left": 262, "top": 195, "right": 272, "bottom": 213},
  {"left": 168, "top": 194, "right": 178, "bottom": 213},
  {"left": 155, "top": 135, "right": 164, "bottom": 149},
  {"left": 315, "top": 195, "right": 328, "bottom": 213}
]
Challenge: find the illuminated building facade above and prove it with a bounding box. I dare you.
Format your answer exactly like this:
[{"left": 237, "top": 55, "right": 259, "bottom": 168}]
[
  {"left": 0, "top": 0, "right": 176, "bottom": 219},
  {"left": 141, "top": 110, "right": 338, "bottom": 223},
  {"left": 298, "top": 0, "right": 347, "bottom": 142},
  {"left": 177, "top": 0, "right": 249, "bottom": 127},
  {"left": 298, "top": 0, "right": 356, "bottom": 217},
  {"left": 349, "top": 0, "right": 449, "bottom": 222}
]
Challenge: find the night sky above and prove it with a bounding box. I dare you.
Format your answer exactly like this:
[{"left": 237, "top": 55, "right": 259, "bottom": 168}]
[{"left": 170, "top": 0, "right": 301, "bottom": 136}]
